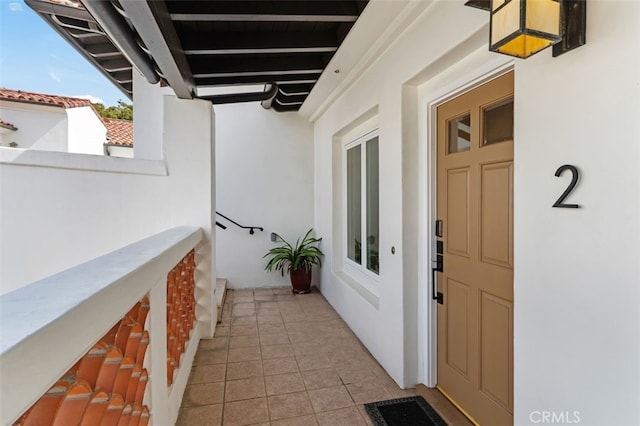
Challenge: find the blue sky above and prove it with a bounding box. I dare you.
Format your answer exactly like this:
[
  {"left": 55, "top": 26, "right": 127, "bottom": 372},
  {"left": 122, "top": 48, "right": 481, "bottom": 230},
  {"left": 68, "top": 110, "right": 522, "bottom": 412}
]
[{"left": 0, "top": 0, "right": 126, "bottom": 106}]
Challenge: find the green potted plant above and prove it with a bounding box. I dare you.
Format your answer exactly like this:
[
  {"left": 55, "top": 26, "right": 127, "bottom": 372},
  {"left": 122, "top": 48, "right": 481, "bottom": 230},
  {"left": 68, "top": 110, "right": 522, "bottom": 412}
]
[{"left": 264, "top": 228, "right": 323, "bottom": 294}]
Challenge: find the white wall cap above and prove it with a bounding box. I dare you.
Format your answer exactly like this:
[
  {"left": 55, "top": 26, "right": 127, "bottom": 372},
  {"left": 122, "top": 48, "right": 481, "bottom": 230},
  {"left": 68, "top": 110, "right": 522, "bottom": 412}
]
[{"left": 0, "top": 146, "right": 167, "bottom": 176}]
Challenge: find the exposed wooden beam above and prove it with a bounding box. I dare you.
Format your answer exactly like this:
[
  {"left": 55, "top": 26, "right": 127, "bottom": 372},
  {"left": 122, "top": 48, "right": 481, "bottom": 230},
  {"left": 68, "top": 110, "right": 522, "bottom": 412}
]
[
  {"left": 119, "top": 0, "right": 195, "bottom": 99},
  {"left": 168, "top": 1, "right": 361, "bottom": 22},
  {"left": 188, "top": 54, "right": 325, "bottom": 75},
  {"left": 179, "top": 31, "right": 338, "bottom": 51},
  {"left": 101, "top": 58, "right": 132, "bottom": 72},
  {"left": 194, "top": 70, "right": 322, "bottom": 78},
  {"left": 171, "top": 14, "right": 357, "bottom": 22},
  {"left": 195, "top": 74, "right": 319, "bottom": 86},
  {"left": 85, "top": 43, "right": 122, "bottom": 58},
  {"left": 186, "top": 47, "right": 337, "bottom": 55}
]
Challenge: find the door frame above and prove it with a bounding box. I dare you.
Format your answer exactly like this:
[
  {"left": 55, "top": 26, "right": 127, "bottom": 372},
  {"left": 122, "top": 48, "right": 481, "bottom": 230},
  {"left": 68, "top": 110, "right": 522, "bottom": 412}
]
[{"left": 418, "top": 61, "right": 514, "bottom": 387}]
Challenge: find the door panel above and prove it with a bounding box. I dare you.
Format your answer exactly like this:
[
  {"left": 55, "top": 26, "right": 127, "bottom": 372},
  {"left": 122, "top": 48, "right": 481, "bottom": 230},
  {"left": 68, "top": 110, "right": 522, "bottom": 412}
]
[
  {"left": 480, "top": 161, "right": 513, "bottom": 268},
  {"left": 446, "top": 278, "right": 471, "bottom": 376},
  {"left": 436, "top": 71, "right": 514, "bottom": 426},
  {"left": 480, "top": 291, "right": 513, "bottom": 410},
  {"left": 446, "top": 168, "right": 470, "bottom": 257}
]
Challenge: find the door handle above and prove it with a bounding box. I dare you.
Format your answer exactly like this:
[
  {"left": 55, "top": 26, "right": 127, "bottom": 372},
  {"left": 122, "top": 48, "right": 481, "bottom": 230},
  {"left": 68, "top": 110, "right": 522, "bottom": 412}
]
[
  {"left": 432, "top": 240, "right": 443, "bottom": 304},
  {"left": 432, "top": 267, "right": 443, "bottom": 304}
]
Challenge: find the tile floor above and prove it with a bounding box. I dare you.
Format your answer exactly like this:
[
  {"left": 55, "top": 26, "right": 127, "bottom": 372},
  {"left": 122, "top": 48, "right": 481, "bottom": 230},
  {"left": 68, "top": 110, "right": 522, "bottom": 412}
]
[{"left": 177, "top": 287, "right": 417, "bottom": 426}]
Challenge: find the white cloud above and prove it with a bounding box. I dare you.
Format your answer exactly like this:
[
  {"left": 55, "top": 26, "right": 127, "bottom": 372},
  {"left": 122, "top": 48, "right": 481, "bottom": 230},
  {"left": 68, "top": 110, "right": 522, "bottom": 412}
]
[
  {"left": 75, "top": 94, "right": 104, "bottom": 104},
  {"left": 48, "top": 71, "right": 61, "bottom": 83},
  {"left": 8, "top": 2, "right": 23, "bottom": 12}
]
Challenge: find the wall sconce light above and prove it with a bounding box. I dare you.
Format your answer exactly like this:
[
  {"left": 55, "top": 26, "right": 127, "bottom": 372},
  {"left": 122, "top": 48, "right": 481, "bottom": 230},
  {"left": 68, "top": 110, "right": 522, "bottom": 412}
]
[{"left": 466, "top": 0, "right": 586, "bottom": 59}]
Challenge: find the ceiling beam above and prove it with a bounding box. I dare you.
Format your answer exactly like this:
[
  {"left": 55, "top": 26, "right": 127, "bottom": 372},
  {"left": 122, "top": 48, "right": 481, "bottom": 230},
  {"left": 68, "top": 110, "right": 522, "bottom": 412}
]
[
  {"left": 119, "top": 0, "right": 195, "bottom": 99},
  {"left": 85, "top": 43, "right": 122, "bottom": 58},
  {"left": 194, "top": 70, "right": 322, "bottom": 78},
  {"left": 179, "top": 31, "right": 338, "bottom": 55},
  {"left": 171, "top": 14, "right": 357, "bottom": 22},
  {"left": 168, "top": 1, "right": 361, "bottom": 21},
  {"left": 195, "top": 74, "right": 319, "bottom": 86},
  {"left": 188, "top": 54, "right": 325, "bottom": 75}
]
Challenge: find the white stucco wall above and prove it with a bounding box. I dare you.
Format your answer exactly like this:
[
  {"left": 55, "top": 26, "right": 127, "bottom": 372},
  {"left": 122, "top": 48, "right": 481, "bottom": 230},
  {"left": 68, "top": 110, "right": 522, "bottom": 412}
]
[
  {"left": 313, "top": 0, "right": 639, "bottom": 424},
  {"left": 0, "top": 101, "right": 68, "bottom": 151},
  {"left": 67, "top": 106, "right": 106, "bottom": 155},
  {"left": 512, "top": 2, "right": 640, "bottom": 424},
  {"left": 215, "top": 103, "right": 314, "bottom": 289},
  {"left": 0, "top": 72, "right": 215, "bottom": 311},
  {"left": 105, "top": 145, "right": 134, "bottom": 158}
]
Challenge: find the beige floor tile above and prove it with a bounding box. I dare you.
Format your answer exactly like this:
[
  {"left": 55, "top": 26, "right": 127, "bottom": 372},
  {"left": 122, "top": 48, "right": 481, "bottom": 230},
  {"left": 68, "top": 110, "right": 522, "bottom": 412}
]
[
  {"left": 260, "top": 332, "right": 291, "bottom": 346},
  {"left": 316, "top": 407, "right": 365, "bottom": 426},
  {"left": 275, "top": 294, "right": 297, "bottom": 302},
  {"left": 336, "top": 367, "right": 378, "bottom": 384},
  {"left": 214, "top": 325, "right": 229, "bottom": 336},
  {"left": 182, "top": 290, "right": 458, "bottom": 426},
  {"left": 308, "top": 385, "right": 354, "bottom": 413},
  {"left": 229, "top": 334, "right": 260, "bottom": 349},
  {"left": 265, "top": 372, "right": 305, "bottom": 396},
  {"left": 283, "top": 322, "right": 308, "bottom": 333},
  {"left": 302, "top": 369, "right": 342, "bottom": 390},
  {"left": 296, "top": 353, "right": 333, "bottom": 371},
  {"left": 281, "top": 312, "right": 308, "bottom": 323},
  {"left": 182, "top": 382, "right": 224, "bottom": 407},
  {"left": 346, "top": 382, "right": 393, "bottom": 404},
  {"left": 233, "top": 302, "right": 256, "bottom": 310},
  {"left": 263, "top": 357, "right": 299, "bottom": 376},
  {"left": 223, "top": 397, "right": 269, "bottom": 426},
  {"left": 198, "top": 337, "right": 228, "bottom": 351},
  {"left": 228, "top": 346, "right": 262, "bottom": 362},
  {"left": 261, "top": 343, "right": 295, "bottom": 360},
  {"left": 267, "top": 391, "right": 314, "bottom": 421},
  {"left": 176, "top": 403, "right": 222, "bottom": 426},
  {"left": 287, "top": 330, "right": 316, "bottom": 344},
  {"left": 232, "top": 308, "right": 256, "bottom": 317},
  {"left": 256, "top": 300, "right": 279, "bottom": 308},
  {"left": 385, "top": 384, "right": 417, "bottom": 398},
  {"left": 257, "top": 314, "right": 284, "bottom": 324},
  {"left": 230, "top": 323, "right": 258, "bottom": 337},
  {"left": 293, "top": 341, "right": 323, "bottom": 356},
  {"left": 271, "top": 414, "right": 318, "bottom": 426},
  {"left": 231, "top": 316, "right": 258, "bottom": 326},
  {"left": 225, "top": 377, "right": 266, "bottom": 402},
  {"left": 258, "top": 322, "right": 287, "bottom": 335},
  {"left": 254, "top": 294, "right": 276, "bottom": 301},
  {"left": 194, "top": 349, "right": 228, "bottom": 366},
  {"left": 190, "top": 364, "right": 226, "bottom": 384},
  {"left": 226, "top": 360, "right": 264, "bottom": 380}
]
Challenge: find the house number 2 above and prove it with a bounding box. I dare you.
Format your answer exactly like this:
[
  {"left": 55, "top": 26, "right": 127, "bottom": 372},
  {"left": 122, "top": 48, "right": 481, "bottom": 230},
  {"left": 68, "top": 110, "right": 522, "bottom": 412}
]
[{"left": 553, "top": 164, "right": 580, "bottom": 208}]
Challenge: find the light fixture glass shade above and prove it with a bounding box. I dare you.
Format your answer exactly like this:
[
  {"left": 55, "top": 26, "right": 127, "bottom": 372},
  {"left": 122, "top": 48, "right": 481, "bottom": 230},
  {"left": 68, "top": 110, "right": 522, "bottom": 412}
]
[{"left": 490, "top": 0, "right": 562, "bottom": 58}]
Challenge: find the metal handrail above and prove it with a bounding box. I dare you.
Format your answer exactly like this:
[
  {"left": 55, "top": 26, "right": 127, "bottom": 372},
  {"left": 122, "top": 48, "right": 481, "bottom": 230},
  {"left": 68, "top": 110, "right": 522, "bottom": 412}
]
[{"left": 215, "top": 212, "right": 263, "bottom": 235}]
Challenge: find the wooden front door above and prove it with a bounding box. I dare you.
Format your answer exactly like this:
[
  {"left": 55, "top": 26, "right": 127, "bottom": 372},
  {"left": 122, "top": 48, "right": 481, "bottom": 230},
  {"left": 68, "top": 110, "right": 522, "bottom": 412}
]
[{"left": 435, "top": 72, "right": 514, "bottom": 425}]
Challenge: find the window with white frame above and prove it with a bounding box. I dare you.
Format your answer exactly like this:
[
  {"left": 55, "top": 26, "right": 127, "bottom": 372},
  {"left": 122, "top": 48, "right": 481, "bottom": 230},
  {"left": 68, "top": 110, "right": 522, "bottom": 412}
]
[{"left": 345, "top": 131, "right": 379, "bottom": 275}]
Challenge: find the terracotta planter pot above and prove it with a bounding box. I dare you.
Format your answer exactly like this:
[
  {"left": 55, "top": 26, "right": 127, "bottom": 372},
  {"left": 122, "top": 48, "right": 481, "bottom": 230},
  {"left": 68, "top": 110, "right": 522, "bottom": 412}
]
[{"left": 289, "top": 268, "right": 312, "bottom": 294}]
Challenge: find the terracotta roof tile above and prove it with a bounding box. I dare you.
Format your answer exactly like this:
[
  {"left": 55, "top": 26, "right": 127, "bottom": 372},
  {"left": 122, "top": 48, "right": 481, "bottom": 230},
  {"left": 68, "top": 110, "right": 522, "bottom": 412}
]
[
  {"left": 102, "top": 117, "right": 133, "bottom": 147},
  {"left": 0, "top": 88, "right": 93, "bottom": 109}
]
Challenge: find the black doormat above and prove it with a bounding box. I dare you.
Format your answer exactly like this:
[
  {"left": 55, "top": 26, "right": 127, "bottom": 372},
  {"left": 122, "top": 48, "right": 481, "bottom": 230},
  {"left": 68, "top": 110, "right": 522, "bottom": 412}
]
[{"left": 364, "top": 396, "right": 447, "bottom": 426}]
